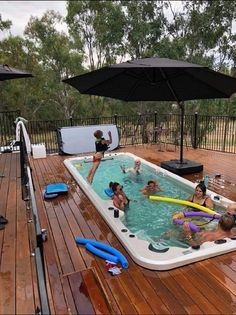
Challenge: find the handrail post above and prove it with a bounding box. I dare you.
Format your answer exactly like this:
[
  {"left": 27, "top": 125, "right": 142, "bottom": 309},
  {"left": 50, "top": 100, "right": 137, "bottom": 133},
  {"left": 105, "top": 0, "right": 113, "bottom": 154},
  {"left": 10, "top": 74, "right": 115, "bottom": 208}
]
[
  {"left": 154, "top": 111, "right": 157, "bottom": 143},
  {"left": 179, "top": 101, "right": 184, "bottom": 164},
  {"left": 154, "top": 111, "right": 157, "bottom": 128},
  {"left": 193, "top": 112, "right": 198, "bottom": 149},
  {"left": 114, "top": 114, "right": 118, "bottom": 126}
]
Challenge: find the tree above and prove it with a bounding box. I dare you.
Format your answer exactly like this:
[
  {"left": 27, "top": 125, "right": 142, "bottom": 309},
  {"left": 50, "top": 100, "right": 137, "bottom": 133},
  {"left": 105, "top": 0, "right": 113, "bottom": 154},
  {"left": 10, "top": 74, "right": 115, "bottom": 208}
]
[
  {"left": 66, "top": 0, "right": 126, "bottom": 69},
  {"left": 164, "top": 0, "right": 236, "bottom": 68},
  {"left": 0, "top": 35, "right": 36, "bottom": 115},
  {"left": 121, "top": 0, "right": 167, "bottom": 59},
  {"left": 0, "top": 14, "right": 11, "bottom": 32},
  {"left": 24, "top": 10, "right": 85, "bottom": 119}
]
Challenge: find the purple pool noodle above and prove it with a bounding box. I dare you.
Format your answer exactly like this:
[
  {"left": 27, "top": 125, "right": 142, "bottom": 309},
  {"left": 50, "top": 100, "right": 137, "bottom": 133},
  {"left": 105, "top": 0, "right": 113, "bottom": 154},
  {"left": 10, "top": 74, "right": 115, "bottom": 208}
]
[
  {"left": 173, "top": 218, "right": 200, "bottom": 232},
  {"left": 184, "top": 211, "right": 221, "bottom": 219}
]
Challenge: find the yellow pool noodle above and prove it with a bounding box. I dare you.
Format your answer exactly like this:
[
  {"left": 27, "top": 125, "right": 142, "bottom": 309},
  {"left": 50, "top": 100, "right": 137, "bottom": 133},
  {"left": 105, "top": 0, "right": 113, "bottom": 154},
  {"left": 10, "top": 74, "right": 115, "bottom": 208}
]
[{"left": 149, "top": 195, "right": 219, "bottom": 215}]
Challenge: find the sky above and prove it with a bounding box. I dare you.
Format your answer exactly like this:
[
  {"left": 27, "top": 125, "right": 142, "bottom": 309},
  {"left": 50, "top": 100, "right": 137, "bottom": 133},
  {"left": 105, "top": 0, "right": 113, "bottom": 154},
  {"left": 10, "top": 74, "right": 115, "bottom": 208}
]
[
  {"left": 1, "top": 0, "right": 235, "bottom": 40},
  {"left": 1, "top": 1, "right": 185, "bottom": 39},
  {"left": 1, "top": 1, "right": 68, "bottom": 38}
]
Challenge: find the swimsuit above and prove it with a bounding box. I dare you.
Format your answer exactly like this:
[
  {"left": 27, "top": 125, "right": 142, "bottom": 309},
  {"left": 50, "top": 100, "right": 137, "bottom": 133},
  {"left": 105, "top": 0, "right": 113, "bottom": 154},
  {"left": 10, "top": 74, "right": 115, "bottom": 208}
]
[
  {"left": 189, "top": 196, "right": 209, "bottom": 211},
  {"left": 93, "top": 155, "right": 102, "bottom": 163},
  {"left": 92, "top": 138, "right": 109, "bottom": 163},
  {"left": 95, "top": 138, "right": 109, "bottom": 152}
]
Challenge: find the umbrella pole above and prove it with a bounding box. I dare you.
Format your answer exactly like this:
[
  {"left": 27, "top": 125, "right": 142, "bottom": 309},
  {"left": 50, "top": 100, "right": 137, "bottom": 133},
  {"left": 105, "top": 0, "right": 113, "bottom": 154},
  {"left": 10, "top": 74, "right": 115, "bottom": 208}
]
[
  {"left": 179, "top": 101, "right": 184, "bottom": 164},
  {"left": 161, "top": 101, "right": 202, "bottom": 174}
]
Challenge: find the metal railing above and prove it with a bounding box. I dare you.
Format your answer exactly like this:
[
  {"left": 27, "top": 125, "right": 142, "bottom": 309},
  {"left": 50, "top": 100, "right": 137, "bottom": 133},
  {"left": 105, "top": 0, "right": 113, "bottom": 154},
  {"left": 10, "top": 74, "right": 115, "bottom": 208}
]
[
  {"left": 19, "top": 124, "right": 50, "bottom": 315},
  {"left": 0, "top": 110, "right": 20, "bottom": 152},
  {"left": 1, "top": 111, "right": 236, "bottom": 155},
  {"left": 26, "top": 113, "right": 236, "bottom": 154}
]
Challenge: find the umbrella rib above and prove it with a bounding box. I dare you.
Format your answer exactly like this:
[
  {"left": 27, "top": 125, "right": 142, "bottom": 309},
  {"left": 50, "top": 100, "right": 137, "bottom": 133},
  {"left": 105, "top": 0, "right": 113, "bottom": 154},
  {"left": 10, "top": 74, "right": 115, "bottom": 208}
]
[
  {"left": 123, "top": 74, "right": 141, "bottom": 101},
  {"left": 159, "top": 68, "right": 180, "bottom": 102},
  {"left": 124, "top": 69, "right": 182, "bottom": 101}
]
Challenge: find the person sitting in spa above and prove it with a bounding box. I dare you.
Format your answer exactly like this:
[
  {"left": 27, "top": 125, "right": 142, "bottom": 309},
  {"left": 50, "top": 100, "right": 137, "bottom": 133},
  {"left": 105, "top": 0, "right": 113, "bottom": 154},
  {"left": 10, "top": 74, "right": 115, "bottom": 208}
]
[
  {"left": 174, "top": 182, "right": 214, "bottom": 220},
  {"left": 186, "top": 182, "right": 214, "bottom": 210},
  {"left": 120, "top": 159, "right": 142, "bottom": 175},
  {"left": 183, "top": 214, "right": 235, "bottom": 246},
  {"left": 141, "top": 180, "right": 163, "bottom": 195},
  {"left": 111, "top": 182, "right": 130, "bottom": 211}
]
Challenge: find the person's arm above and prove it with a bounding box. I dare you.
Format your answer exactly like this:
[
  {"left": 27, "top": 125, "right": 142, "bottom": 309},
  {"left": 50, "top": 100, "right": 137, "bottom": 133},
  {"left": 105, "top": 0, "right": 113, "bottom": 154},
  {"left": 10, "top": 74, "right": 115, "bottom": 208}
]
[
  {"left": 183, "top": 222, "right": 211, "bottom": 246},
  {"left": 183, "top": 222, "right": 201, "bottom": 246},
  {"left": 113, "top": 195, "right": 125, "bottom": 210},
  {"left": 186, "top": 195, "right": 193, "bottom": 202},
  {"left": 155, "top": 183, "right": 163, "bottom": 192},
  {"left": 140, "top": 186, "right": 148, "bottom": 193},
  {"left": 120, "top": 165, "right": 126, "bottom": 173},
  {"left": 108, "top": 131, "right": 112, "bottom": 143},
  {"left": 205, "top": 196, "right": 214, "bottom": 209},
  {"left": 102, "top": 131, "right": 112, "bottom": 144}
]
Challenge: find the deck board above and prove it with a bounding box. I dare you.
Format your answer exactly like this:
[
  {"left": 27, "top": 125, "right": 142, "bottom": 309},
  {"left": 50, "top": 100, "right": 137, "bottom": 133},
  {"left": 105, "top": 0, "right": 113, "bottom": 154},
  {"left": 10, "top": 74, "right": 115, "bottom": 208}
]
[
  {"left": 16, "top": 154, "right": 37, "bottom": 315},
  {"left": 37, "top": 147, "right": 236, "bottom": 315},
  {"left": 0, "top": 153, "right": 39, "bottom": 315},
  {"left": 1, "top": 146, "right": 236, "bottom": 314},
  {"left": 0, "top": 153, "right": 17, "bottom": 315}
]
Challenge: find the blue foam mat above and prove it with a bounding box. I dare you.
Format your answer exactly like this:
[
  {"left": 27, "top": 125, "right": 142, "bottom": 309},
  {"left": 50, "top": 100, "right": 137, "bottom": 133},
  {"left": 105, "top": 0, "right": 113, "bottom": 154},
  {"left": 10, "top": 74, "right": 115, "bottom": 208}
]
[{"left": 45, "top": 183, "right": 68, "bottom": 194}]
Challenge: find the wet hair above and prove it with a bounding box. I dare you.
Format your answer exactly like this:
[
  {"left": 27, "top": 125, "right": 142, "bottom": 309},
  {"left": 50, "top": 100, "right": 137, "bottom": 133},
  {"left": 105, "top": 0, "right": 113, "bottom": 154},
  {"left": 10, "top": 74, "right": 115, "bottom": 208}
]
[
  {"left": 195, "top": 182, "right": 206, "bottom": 195},
  {"left": 111, "top": 182, "right": 121, "bottom": 192},
  {"left": 148, "top": 180, "right": 155, "bottom": 185},
  {"left": 219, "top": 214, "right": 235, "bottom": 231},
  {"left": 94, "top": 130, "right": 103, "bottom": 138}
]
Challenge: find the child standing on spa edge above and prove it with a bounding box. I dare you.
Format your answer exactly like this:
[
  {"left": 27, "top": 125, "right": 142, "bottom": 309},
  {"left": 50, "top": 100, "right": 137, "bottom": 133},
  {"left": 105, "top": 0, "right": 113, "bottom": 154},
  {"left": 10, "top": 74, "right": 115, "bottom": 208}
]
[{"left": 87, "top": 129, "right": 112, "bottom": 184}]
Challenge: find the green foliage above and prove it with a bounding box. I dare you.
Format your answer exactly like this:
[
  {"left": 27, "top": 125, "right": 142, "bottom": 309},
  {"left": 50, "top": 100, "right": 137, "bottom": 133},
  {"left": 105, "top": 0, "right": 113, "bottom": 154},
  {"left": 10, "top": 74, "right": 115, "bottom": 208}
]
[
  {"left": 0, "top": 14, "right": 11, "bottom": 31},
  {"left": 121, "top": 0, "right": 167, "bottom": 59},
  {"left": 66, "top": 0, "right": 126, "bottom": 69},
  {"left": 1, "top": 1, "right": 236, "bottom": 120}
]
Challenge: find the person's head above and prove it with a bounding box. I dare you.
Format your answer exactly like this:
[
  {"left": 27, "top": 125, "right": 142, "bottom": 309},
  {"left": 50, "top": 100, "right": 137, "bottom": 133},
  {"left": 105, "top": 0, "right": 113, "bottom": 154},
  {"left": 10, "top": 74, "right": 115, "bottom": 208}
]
[
  {"left": 194, "top": 183, "right": 207, "bottom": 197},
  {"left": 218, "top": 214, "right": 235, "bottom": 231},
  {"left": 134, "top": 159, "right": 141, "bottom": 168},
  {"left": 147, "top": 180, "right": 156, "bottom": 190},
  {"left": 94, "top": 130, "right": 103, "bottom": 138},
  {"left": 111, "top": 182, "right": 123, "bottom": 193},
  {"left": 226, "top": 203, "right": 236, "bottom": 216}
]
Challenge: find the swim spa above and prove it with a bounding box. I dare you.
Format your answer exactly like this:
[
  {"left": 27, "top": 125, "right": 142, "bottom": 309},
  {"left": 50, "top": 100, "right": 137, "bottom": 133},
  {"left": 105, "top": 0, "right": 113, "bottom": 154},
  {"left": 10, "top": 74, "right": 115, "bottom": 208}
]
[{"left": 64, "top": 152, "right": 236, "bottom": 270}]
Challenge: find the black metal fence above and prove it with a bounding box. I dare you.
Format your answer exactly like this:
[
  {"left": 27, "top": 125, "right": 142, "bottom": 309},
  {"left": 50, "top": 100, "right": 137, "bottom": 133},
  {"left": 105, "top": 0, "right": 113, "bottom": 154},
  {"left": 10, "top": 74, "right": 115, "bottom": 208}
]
[
  {"left": 1, "top": 111, "right": 236, "bottom": 154},
  {"left": 0, "top": 110, "right": 20, "bottom": 148}
]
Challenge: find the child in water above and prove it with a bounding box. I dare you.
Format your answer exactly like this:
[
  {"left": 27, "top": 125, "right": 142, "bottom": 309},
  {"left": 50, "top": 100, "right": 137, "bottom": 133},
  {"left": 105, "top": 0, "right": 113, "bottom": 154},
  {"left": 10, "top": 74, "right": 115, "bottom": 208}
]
[
  {"left": 87, "top": 129, "right": 112, "bottom": 184},
  {"left": 120, "top": 159, "right": 142, "bottom": 175},
  {"left": 141, "top": 180, "right": 162, "bottom": 195}
]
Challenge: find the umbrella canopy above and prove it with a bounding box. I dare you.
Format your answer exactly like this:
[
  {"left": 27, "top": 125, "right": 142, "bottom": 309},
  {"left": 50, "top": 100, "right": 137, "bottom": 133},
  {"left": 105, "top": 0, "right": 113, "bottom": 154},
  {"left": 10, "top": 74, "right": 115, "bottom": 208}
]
[
  {"left": 0, "top": 64, "right": 33, "bottom": 81},
  {"left": 63, "top": 57, "right": 236, "bottom": 174},
  {"left": 63, "top": 57, "right": 236, "bottom": 101}
]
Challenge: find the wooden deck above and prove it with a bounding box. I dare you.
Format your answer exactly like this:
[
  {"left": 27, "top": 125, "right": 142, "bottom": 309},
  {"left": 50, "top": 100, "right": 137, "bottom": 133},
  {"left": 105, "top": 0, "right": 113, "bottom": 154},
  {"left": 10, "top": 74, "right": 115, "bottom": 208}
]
[{"left": 1, "top": 145, "right": 236, "bottom": 314}]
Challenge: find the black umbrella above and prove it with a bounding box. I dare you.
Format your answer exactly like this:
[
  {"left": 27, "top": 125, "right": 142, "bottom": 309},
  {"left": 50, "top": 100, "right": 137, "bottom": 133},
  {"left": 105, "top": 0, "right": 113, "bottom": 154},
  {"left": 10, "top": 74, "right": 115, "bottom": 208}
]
[
  {"left": 63, "top": 57, "right": 236, "bottom": 174},
  {"left": 0, "top": 64, "right": 33, "bottom": 81}
]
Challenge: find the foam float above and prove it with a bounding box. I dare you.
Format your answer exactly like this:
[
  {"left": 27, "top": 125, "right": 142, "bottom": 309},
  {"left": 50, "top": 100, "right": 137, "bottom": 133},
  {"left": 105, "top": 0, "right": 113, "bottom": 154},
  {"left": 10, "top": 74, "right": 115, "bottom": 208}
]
[
  {"left": 149, "top": 195, "right": 219, "bottom": 215},
  {"left": 75, "top": 237, "right": 128, "bottom": 269}
]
